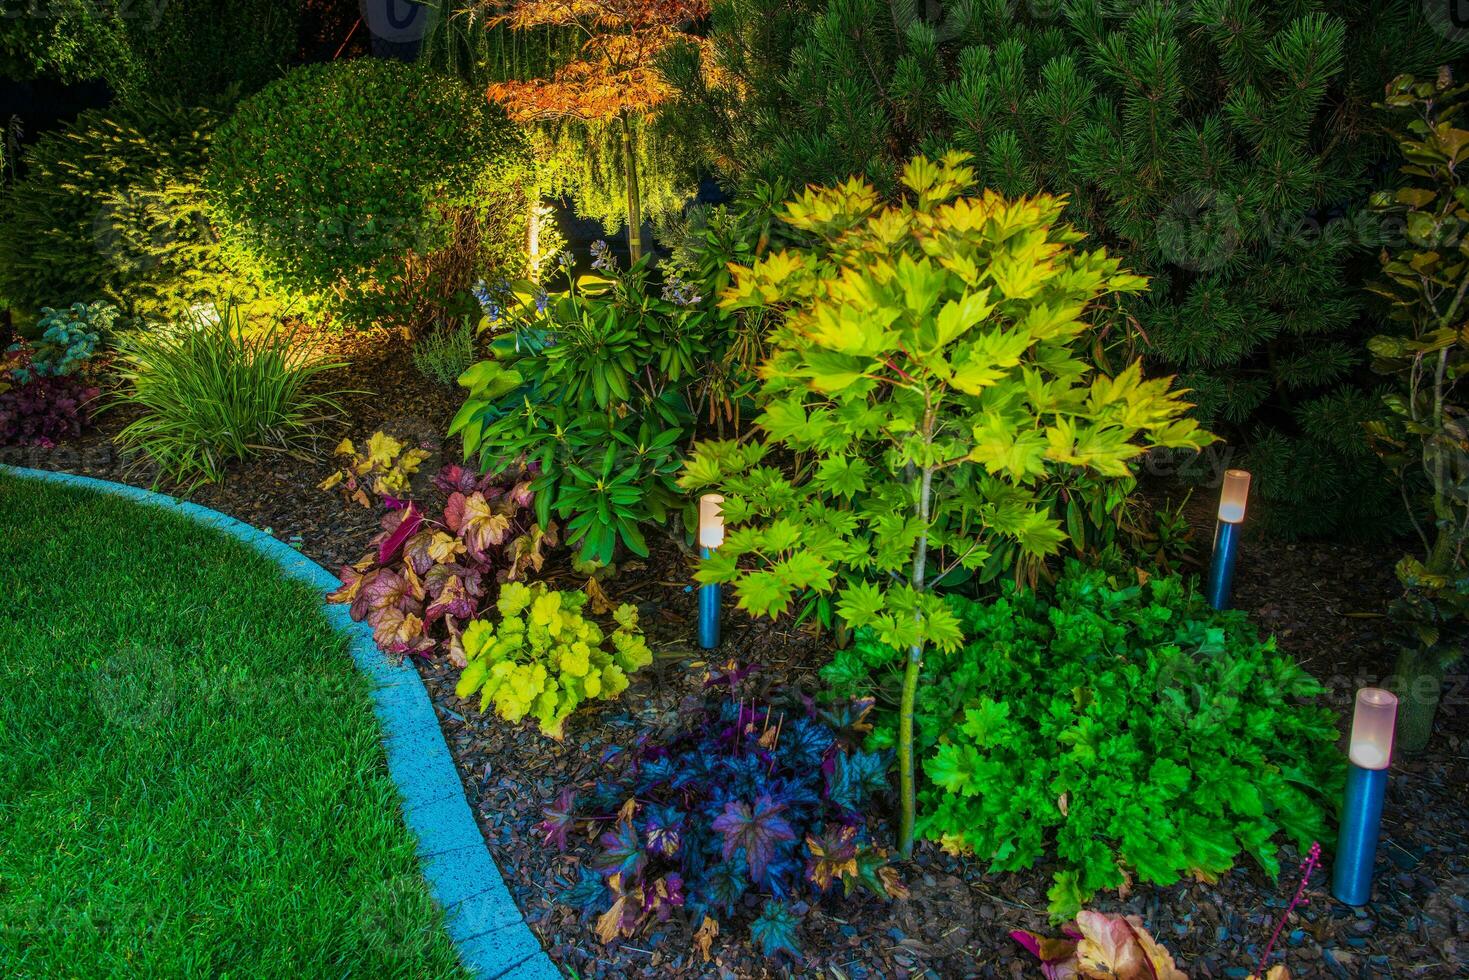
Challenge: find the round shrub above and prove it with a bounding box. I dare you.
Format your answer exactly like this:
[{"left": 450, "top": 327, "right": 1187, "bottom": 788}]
[
  {"left": 206, "top": 60, "right": 533, "bottom": 331},
  {"left": 0, "top": 102, "right": 249, "bottom": 323}
]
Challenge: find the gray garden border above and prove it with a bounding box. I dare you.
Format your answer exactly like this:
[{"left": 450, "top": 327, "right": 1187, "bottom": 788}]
[{"left": 2, "top": 465, "right": 560, "bottom": 980}]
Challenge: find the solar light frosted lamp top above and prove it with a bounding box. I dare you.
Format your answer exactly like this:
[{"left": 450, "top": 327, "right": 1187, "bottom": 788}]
[
  {"left": 1218, "top": 469, "right": 1251, "bottom": 524},
  {"left": 1348, "top": 687, "right": 1398, "bottom": 771},
  {"left": 699, "top": 493, "right": 725, "bottom": 549}
]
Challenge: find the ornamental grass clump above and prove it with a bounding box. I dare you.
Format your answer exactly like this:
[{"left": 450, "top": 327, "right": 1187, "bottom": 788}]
[
  {"left": 679, "top": 152, "right": 1215, "bottom": 855},
  {"left": 109, "top": 300, "right": 347, "bottom": 488}
]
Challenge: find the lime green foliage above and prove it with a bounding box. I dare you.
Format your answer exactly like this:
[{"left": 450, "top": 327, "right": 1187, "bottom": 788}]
[
  {"left": 0, "top": 473, "right": 466, "bottom": 977},
  {"left": 109, "top": 301, "right": 348, "bottom": 490},
  {"left": 680, "top": 153, "right": 1213, "bottom": 854},
  {"left": 319, "top": 432, "right": 432, "bottom": 508},
  {"left": 413, "top": 317, "right": 479, "bottom": 386},
  {"left": 454, "top": 582, "right": 652, "bottom": 738},
  {"left": 0, "top": 102, "right": 249, "bottom": 322},
  {"left": 825, "top": 563, "right": 1341, "bottom": 922},
  {"left": 206, "top": 60, "right": 533, "bottom": 331},
  {"left": 536, "top": 117, "right": 700, "bottom": 236},
  {"left": 684, "top": 153, "right": 1212, "bottom": 621}
]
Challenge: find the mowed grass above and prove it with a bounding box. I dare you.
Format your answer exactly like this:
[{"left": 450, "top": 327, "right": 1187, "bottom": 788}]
[{"left": 0, "top": 474, "right": 467, "bottom": 979}]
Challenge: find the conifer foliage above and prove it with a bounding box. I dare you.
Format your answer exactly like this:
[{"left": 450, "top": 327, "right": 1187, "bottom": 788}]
[{"left": 674, "top": 0, "right": 1463, "bottom": 535}]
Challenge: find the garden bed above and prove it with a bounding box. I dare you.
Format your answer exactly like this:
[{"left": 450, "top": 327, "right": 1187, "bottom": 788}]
[{"left": 6, "top": 331, "right": 1466, "bottom": 978}]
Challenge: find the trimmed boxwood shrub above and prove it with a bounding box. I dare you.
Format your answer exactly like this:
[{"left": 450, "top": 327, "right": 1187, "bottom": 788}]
[
  {"left": 0, "top": 102, "right": 250, "bottom": 323},
  {"left": 206, "top": 60, "right": 534, "bottom": 332}
]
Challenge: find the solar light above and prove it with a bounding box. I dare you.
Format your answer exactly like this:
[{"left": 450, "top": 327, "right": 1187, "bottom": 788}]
[
  {"left": 1207, "top": 469, "right": 1250, "bottom": 609},
  {"left": 698, "top": 494, "right": 724, "bottom": 649},
  {"left": 1333, "top": 688, "right": 1398, "bottom": 906}
]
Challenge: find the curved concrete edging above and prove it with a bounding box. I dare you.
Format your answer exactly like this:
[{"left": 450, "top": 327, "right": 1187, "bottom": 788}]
[{"left": 2, "top": 465, "right": 560, "bottom": 980}]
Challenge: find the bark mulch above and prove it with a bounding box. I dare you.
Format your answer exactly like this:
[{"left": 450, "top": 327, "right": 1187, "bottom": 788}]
[{"left": 7, "top": 331, "right": 1466, "bottom": 979}]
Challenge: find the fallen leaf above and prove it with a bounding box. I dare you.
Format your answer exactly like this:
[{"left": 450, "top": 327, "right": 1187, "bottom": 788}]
[
  {"left": 694, "top": 915, "right": 718, "bottom": 963},
  {"left": 586, "top": 575, "right": 615, "bottom": 614}
]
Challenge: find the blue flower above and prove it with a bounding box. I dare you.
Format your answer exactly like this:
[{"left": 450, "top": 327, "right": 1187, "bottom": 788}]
[{"left": 589, "top": 239, "right": 617, "bottom": 273}]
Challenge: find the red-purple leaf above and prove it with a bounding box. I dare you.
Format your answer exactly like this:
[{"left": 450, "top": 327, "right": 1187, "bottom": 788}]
[
  {"left": 377, "top": 502, "right": 423, "bottom": 564},
  {"left": 425, "top": 574, "right": 475, "bottom": 623},
  {"left": 711, "top": 795, "right": 796, "bottom": 885},
  {"left": 539, "top": 788, "right": 577, "bottom": 851}
]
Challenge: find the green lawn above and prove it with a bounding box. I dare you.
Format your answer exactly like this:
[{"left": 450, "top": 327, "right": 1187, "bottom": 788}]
[{"left": 0, "top": 473, "right": 467, "bottom": 979}]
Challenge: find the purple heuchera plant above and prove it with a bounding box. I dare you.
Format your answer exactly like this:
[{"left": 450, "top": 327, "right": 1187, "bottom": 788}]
[
  {"left": 329, "top": 463, "right": 554, "bottom": 659},
  {"left": 541, "top": 684, "right": 906, "bottom": 961},
  {"left": 0, "top": 374, "right": 100, "bottom": 448}
]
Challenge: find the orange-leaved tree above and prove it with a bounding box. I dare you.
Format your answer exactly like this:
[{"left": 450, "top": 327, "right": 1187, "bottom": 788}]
[{"left": 484, "top": 0, "right": 709, "bottom": 262}]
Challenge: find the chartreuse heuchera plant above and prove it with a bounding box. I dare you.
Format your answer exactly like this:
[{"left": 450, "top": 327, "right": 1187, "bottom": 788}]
[
  {"left": 824, "top": 562, "right": 1342, "bottom": 921},
  {"left": 680, "top": 152, "right": 1214, "bottom": 854},
  {"left": 454, "top": 581, "right": 652, "bottom": 739},
  {"left": 545, "top": 686, "right": 904, "bottom": 961}
]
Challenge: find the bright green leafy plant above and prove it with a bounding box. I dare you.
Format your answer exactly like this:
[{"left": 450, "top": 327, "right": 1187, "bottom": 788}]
[
  {"left": 680, "top": 153, "right": 1214, "bottom": 855},
  {"left": 454, "top": 581, "right": 653, "bottom": 739},
  {"left": 109, "top": 300, "right": 347, "bottom": 489},
  {"left": 1365, "top": 69, "right": 1469, "bottom": 752},
  {"left": 451, "top": 247, "right": 723, "bottom": 564},
  {"left": 825, "top": 562, "right": 1341, "bottom": 922}
]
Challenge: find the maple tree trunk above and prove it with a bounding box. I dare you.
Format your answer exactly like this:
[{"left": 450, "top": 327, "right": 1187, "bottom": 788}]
[
  {"left": 899, "top": 464, "right": 935, "bottom": 859},
  {"left": 620, "top": 114, "right": 643, "bottom": 263}
]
